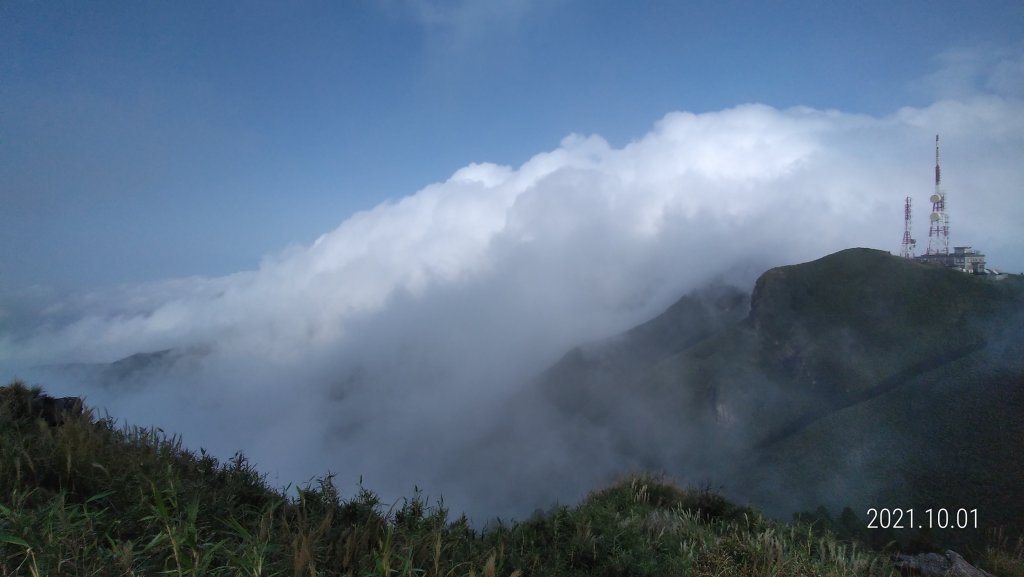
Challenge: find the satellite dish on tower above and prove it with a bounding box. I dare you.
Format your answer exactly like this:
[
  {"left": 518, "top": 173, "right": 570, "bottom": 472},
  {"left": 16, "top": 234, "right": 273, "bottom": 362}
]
[
  {"left": 930, "top": 212, "right": 942, "bottom": 222},
  {"left": 930, "top": 193, "right": 943, "bottom": 203}
]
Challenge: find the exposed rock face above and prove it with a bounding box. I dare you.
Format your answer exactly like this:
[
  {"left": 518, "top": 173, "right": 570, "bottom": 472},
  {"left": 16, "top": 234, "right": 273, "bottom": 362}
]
[{"left": 893, "top": 550, "right": 995, "bottom": 577}]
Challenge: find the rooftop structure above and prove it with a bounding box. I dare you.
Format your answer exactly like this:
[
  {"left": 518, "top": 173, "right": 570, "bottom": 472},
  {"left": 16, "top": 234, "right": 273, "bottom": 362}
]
[{"left": 915, "top": 246, "right": 986, "bottom": 273}]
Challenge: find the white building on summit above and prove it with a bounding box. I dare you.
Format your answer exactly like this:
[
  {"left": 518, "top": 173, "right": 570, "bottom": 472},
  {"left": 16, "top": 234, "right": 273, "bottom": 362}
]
[{"left": 915, "top": 246, "right": 986, "bottom": 274}]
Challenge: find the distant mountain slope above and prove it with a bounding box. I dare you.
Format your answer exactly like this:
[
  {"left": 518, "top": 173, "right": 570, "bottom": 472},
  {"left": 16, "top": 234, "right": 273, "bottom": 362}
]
[
  {"left": 523, "top": 248, "right": 1024, "bottom": 548},
  {"left": 542, "top": 283, "right": 749, "bottom": 423},
  {"left": 39, "top": 347, "right": 209, "bottom": 388}
]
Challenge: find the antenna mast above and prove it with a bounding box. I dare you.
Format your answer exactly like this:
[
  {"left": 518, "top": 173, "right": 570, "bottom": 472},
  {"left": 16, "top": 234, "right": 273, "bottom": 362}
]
[
  {"left": 926, "top": 134, "right": 949, "bottom": 255},
  {"left": 901, "top": 196, "right": 915, "bottom": 258}
]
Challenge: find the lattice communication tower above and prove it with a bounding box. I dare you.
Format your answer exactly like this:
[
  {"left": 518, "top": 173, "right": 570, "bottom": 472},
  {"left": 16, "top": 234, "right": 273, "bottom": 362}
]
[
  {"left": 926, "top": 134, "right": 949, "bottom": 255},
  {"left": 900, "top": 196, "right": 915, "bottom": 258}
]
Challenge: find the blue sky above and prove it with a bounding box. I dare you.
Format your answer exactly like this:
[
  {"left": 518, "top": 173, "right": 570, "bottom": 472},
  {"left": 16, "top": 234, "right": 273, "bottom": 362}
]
[{"left": 3, "top": 0, "right": 1022, "bottom": 292}]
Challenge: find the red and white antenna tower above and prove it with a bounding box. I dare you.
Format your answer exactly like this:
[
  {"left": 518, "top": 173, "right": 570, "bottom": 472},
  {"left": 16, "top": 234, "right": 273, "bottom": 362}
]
[
  {"left": 900, "top": 196, "right": 915, "bottom": 258},
  {"left": 926, "top": 134, "right": 949, "bottom": 255}
]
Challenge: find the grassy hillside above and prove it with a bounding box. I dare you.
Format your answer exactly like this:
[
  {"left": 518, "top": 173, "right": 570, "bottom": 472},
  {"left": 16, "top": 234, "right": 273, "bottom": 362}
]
[
  {"left": 725, "top": 250, "right": 1024, "bottom": 553},
  {"left": 0, "top": 381, "right": 919, "bottom": 577},
  {"left": 744, "top": 354, "right": 1024, "bottom": 554},
  {"left": 747, "top": 248, "right": 1021, "bottom": 397},
  {"left": 528, "top": 248, "right": 1024, "bottom": 563}
]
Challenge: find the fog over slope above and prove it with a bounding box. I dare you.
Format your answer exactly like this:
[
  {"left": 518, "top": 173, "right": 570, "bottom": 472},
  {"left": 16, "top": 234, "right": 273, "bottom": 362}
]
[{"left": 3, "top": 89, "right": 1024, "bottom": 518}]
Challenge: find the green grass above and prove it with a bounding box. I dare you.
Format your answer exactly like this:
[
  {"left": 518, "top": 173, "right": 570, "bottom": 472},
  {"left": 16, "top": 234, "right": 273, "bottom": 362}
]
[{"left": 2, "top": 381, "right": 1018, "bottom": 576}]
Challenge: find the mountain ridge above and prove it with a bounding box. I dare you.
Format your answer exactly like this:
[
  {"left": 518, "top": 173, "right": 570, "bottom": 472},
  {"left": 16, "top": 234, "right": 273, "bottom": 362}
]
[{"left": 513, "top": 247, "right": 1024, "bottom": 549}]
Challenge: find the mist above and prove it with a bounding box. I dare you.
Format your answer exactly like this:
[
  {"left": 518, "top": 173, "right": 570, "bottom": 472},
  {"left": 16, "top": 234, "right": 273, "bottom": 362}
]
[{"left": 3, "top": 94, "right": 1024, "bottom": 520}]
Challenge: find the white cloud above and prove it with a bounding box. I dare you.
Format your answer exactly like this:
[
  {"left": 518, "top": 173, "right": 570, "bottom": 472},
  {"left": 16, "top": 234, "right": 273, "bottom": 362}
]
[
  {"left": 923, "top": 45, "right": 1024, "bottom": 100},
  {"left": 3, "top": 91, "right": 1023, "bottom": 519},
  {"left": 987, "top": 53, "right": 1024, "bottom": 97}
]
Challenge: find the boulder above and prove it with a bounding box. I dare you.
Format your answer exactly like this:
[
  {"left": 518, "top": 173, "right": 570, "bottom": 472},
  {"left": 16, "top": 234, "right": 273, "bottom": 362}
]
[
  {"left": 893, "top": 550, "right": 995, "bottom": 577},
  {"left": 31, "top": 394, "right": 84, "bottom": 426}
]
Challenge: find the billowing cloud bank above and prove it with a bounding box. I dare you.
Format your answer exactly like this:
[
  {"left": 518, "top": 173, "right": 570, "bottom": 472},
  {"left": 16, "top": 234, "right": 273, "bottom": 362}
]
[{"left": 3, "top": 94, "right": 1024, "bottom": 518}]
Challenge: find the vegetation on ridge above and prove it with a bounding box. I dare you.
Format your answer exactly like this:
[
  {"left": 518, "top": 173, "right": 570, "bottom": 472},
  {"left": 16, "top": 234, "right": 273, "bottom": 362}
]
[
  {"left": 524, "top": 248, "right": 1024, "bottom": 558},
  {"left": 0, "top": 381, "right": 943, "bottom": 576}
]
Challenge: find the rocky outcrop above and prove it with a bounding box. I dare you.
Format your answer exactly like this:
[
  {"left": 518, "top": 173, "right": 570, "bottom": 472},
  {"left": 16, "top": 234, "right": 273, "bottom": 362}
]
[
  {"left": 0, "top": 383, "right": 84, "bottom": 426},
  {"left": 893, "top": 550, "right": 995, "bottom": 577},
  {"left": 31, "top": 394, "right": 84, "bottom": 426}
]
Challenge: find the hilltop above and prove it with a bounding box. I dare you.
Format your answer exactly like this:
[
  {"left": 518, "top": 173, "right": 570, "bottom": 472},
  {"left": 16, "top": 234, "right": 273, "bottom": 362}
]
[{"left": 519, "top": 248, "right": 1024, "bottom": 552}]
